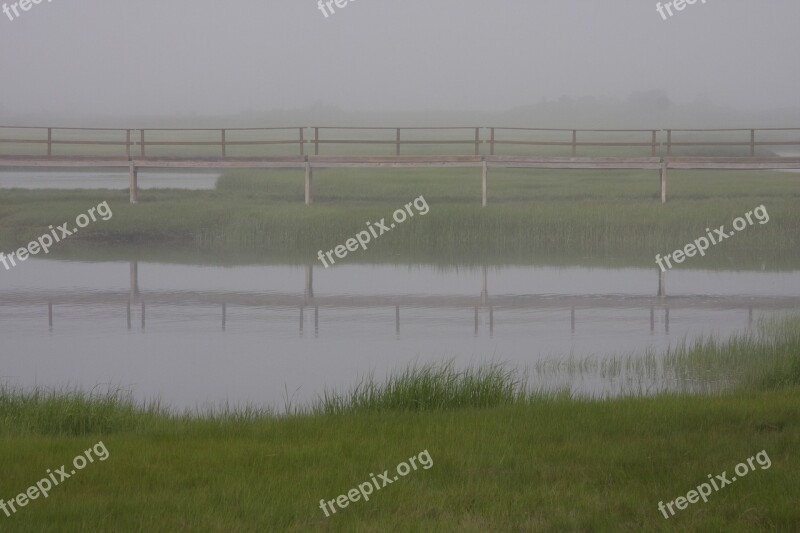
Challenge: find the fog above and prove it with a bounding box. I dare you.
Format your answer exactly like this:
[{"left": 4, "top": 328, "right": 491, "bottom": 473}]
[{"left": 0, "top": 0, "right": 798, "bottom": 125}]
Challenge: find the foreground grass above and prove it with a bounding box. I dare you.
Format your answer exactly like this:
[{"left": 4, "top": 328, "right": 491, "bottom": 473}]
[
  {"left": 1, "top": 318, "right": 799, "bottom": 531},
  {"left": 0, "top": 169, "right": 798, "bottom": 267},
  {"left": 1, "top": 392, "right": 797, "bottom": 532}
]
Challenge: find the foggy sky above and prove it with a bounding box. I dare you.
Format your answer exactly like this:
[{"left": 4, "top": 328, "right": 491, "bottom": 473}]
[{"left": 0, "top": 0, "right": 798, "bottom": 119}]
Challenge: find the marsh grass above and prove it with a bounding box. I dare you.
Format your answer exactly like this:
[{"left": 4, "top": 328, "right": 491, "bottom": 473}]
[
  {"left": 0, "top": 385, "right": 167, "bottom": 436},
  {"left": 528, "top": 314, "right": 800, "bottom": 396},
  {"left": 1, "top": 169, "right": 798, "bottom": 267},
  {"left": 314, "top": 361, "right": 533, "bottom": 414}
]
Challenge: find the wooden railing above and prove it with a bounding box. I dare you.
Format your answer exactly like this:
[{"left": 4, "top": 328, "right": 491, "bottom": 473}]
[
  {"left": 0, "top": 126, "right": 799, "bottom": 158},
  {"left": 487, "top": 128, "right": 661, "bottom": 156},
  {"left": 310, "top": 127, "right": 482, "bottom": 156}
]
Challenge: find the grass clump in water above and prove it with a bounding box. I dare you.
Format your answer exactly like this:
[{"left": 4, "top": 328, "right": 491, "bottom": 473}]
[{"left": 314, "top": 361, "right": 530, "bottom": 414}]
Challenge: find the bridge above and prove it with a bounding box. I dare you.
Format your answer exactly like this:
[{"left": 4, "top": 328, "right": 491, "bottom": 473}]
[{"left": 1, "top": 125, "right": 798, "bottom": 204}]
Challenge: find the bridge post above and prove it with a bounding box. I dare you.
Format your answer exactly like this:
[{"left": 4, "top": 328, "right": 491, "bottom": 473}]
[
  {"left": 482, "top": 159, "right": 488, "bottom": 207},
  {"left": 571, "top": 130, "right": 577, "bottom": 156},
  {"left": 396, "top": 128, "right": 401, "bottom": 156},
  {"left": 659, "top": 162, "right": 667, "bottom": 204},
  {"left": 305, "top": 161, "right": 313, "bottom": 205},
  {"left": 129, "top": 161, "right": 138, "bottom": 204}
]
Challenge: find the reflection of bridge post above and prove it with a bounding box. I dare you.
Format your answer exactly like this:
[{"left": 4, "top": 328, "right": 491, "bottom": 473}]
[
  {"left": 130, "top": 261, "right": 139, "bottom": 301},
  {"left": 658, "top": 270, "right": 666, "bottom": 297},
  {"left": 571, "top": 307, "right": 575, "bottom": 333},
  {"left": 481, "top": 265, "right": 488, "bottom": 305},
  {"left": 305, "top": 265, "right": 314, "bottom": 302},
  {"left": 129, "top": 260, "right": 141, "bottom": 330}
]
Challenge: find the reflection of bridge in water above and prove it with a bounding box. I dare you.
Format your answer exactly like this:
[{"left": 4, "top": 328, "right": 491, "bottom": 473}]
[{"left": 6, "top": 262, "right": 800, "bottom": 335}]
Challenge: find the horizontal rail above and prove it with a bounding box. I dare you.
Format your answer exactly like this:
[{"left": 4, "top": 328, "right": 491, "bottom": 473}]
[{"left": 0, "top": 126, "right": 798, "bottom": 159}]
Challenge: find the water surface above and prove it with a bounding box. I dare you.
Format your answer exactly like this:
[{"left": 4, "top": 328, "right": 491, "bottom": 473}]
[
  {"left": 0, "top": 170, "right": 219, "bottom": 189},
  {"left": 1, "top": 260, "right": 798, "bottom": 409}
]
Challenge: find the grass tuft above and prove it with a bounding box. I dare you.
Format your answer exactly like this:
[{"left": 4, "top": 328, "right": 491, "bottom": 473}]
[{"left": 313, "top": 361, "right": 531, "bottom": 414}]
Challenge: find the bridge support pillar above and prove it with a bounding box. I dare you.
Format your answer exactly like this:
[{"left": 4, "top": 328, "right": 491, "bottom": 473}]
[
  {"left": 129, "top": 162, "right": 138, "bottom": 204},
  {"left": 482, "top": 160, "right": 488, "bottom": 207},
  {"left": 659, "top": 162, "right": 668, "bottom": 204},
  {"left": 305, "top": 162, "right": 313, "bottom": 205}
]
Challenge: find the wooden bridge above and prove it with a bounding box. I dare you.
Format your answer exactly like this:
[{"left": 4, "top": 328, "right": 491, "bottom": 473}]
[{"left": 1, "top": 125, "right": 798, "bottom": 204}]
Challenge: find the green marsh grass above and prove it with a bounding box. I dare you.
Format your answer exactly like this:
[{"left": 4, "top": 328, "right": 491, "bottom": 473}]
[
  {"left": 314, "top": 362, "right": 530, "bottom": 414},
  {"left": 529, "top": 315, "right": 800, "bottom": 396},
  {"left": 1, "top": 168, "right": 798, "bottom": 267}
]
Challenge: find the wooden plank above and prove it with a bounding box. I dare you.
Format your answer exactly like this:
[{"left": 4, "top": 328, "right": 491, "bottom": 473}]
[
  {"left": 0, "top": 154, "right": 797, "bottom": 174},
  {"left": 310, "top": 155, "right": 483, "bottom": 163}
]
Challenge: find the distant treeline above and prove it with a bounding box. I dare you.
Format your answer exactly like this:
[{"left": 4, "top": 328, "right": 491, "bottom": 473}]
[{"left": 3, "top": 92, "right": 800, "bottom": 129}]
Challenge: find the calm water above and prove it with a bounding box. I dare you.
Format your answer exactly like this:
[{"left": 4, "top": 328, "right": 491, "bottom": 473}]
[
  {"left": 0, "top": 170, "right": 219, "bottom": 189},
  {"left": 1, "top": 259, "right": 799, "bottom": 410}
]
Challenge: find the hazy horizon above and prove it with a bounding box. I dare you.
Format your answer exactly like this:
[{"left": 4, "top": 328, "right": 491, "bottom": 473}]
[{"left": 1, "top": 0, "right": 798, "bottom": 123}]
